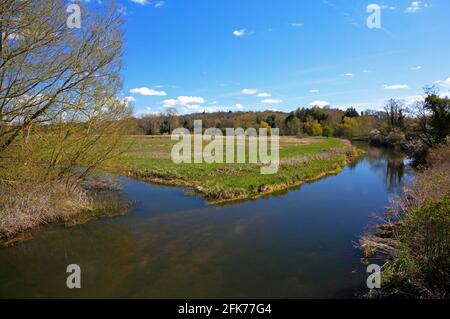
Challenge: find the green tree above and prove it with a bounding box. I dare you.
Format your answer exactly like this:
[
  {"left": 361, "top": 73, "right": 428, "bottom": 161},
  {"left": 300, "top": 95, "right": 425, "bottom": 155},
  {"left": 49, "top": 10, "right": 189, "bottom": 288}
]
[
  {"left": 322, "top": 126, "right": 334, "bottom": 137},
  {"left": 304, "top": 120, "right": 323, "bottom": 136},
  {"left": 420, "top": 90, "right": 450, "bottom": 146},
  {"left": 338, "top": 117, "right": 358, "bottom": 139},
  {"left": 344, "top": 107, "right": 359, "bottom": 118}
]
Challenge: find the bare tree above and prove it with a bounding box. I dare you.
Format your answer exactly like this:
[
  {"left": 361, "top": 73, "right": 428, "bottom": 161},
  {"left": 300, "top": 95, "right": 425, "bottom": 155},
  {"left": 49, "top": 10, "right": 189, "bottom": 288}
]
[
  {"left": 384, "top": 99, "right": 406, "bottom": 131},
  {"left": 0, "top": 0, "right": 131, "bottom": 184}
]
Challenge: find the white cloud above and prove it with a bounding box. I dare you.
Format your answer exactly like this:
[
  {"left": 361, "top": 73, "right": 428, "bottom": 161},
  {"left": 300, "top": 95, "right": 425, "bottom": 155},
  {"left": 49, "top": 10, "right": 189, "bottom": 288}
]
[
  {"left": 257, "top": 92, "right": 272, "bottom": 97},
  {"left": 401, "top": 95, "right": 425, "bottom": 105},
  {"left": 235, "top": 104, "right": 244, "bottom": 110},
  {"left": 381, "top": 5, "right": 396, "bottom": 10},
  {"left": 386, "top": 92, "right": 449, "bottom": 108},
  {"left": 241, "top": 88, "right": 258, "bottom": 95},
  {"left": 178, "top": 96, "right": 205, "bottom": 104},
  {"left": 162, "top": 99, "right": 178, "bottom": 107},
  {"left": 130, "top": 0, "right": 149, "bottom": 5},
  {"left": 383, "top": 84, "right": 409, "bottom": 90},
  {"left": 411, "top": 66, "right": 422, "bottom": 70},
  {"left": 309, "top": 89, "right": 320, "bottom": 93},
  {"left": 291, "top": 23, "right": 304, "bottom": 27},
  {"left": 184, "top": 104, "right": 202, "bottom": 110},
  {"left": 121, "top": 96, "right": 135, "bottom": 107},
  {"left": 405, "top": 1, "right": 432, "bottom": 13},
  {"left": 163, "top": 96, "right": 206, "bottom": 108},
  {"left": 435, "top": 77, "right": 450, "bottom": 89},
  {"left": 130, "top": 87, "right": 167, "bottom": 96},
  {"left": 135, "top": 106, "right": 160, "bottom": 117},
  {"left": 233, "top": 29, "right": 246, "bottom": 37},
  {"left": 261, "top": 99, "right": 283, "bottom": 104},
  {"left": 154, "top": 1, "right": 165, "bottom": 8},
  {"left": 343, "top": 73, "right": 354, "bottom": 77},
  {"left": 310, "top": 100, "right": 330, "bottom": 107}
]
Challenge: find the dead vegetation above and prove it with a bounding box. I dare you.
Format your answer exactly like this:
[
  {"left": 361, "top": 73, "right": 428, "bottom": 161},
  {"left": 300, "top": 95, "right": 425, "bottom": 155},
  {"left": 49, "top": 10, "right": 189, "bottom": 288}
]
[
  {"left": 359, "top": 144, "right": 450, "bottom": 298},
  {"left": 0, "top": 176, "right": 129, "bottom": 245}
]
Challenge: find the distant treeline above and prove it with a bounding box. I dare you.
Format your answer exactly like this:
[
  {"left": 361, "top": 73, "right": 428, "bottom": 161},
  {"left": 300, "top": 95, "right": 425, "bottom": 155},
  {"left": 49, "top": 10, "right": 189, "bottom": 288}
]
[
  {"left": 133, "top": 89, "right": 449, "bottom": 165},
  {"left": 133, "top": 106, "right": 387, "bottom": 139}
]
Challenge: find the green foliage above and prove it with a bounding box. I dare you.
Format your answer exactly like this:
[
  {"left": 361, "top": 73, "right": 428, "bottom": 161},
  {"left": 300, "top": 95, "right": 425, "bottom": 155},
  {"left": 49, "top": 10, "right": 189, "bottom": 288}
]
[
  {"left": 385, "top": 197, "right": 450, "bottom": 298},
  {"left": 322, "top": 126, "right": 334, "bottom": 137},
  {"left": 304, "top": 120, "right": 323, "bottom": 136},
  {"left": 259, "top": 120, "right": 272, "bottom": 135},
  {"left": 338, "top": 116, "right": 359, "bottom": 139},
  {"left": 285, "top": 117, "right": 302, "bottom": 135},
  {"left": 104, "top": 136, "right": 358, "bottom": 203},
  {"left": 402, "top": 198, "right": 450, "bottom": 272},
  {"left": 422, "top": 93, "right": 450, "bottom": 146},
  {"left": 344, "top": 107, "right": 359, "bottom": 118},
  {"left": 134, "top": 106, "right": 385, "bottom": 140}
]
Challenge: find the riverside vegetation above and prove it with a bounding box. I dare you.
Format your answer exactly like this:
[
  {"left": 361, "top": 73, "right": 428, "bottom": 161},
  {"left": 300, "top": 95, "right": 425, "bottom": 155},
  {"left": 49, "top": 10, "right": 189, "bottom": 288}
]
[
  {"left": 102, "top": 136, "right": 361, "bottom": 203},
  {"left": 0, "top": 1, "right": 131, "bottom": 243},
  {"left": 0, "top": 1, "right": 361, "bottom": 242},
  {"left": 359, "top": 91, "right": 449, "bottom": 299},
  {"left": 0, "top": 1, "right": 448, "bottom": 299},
  {"left": 360, "top": 145, "right": 449, "bottom": 298}
]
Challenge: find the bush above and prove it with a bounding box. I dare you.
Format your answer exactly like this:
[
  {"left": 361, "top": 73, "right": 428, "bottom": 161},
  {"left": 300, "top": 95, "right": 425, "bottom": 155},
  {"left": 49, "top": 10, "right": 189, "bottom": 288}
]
[
  {"left": 393, "top": 198, "right": 450, "bottom": 298},
  {"left": 361, "top": 144, "right": 450, "bottom": 298},
  {"left": 304, "top": 120, "right": 323, "bottom": 136},
  {"left": 322, "top": 126, "right": 334, "bottom": 137}
]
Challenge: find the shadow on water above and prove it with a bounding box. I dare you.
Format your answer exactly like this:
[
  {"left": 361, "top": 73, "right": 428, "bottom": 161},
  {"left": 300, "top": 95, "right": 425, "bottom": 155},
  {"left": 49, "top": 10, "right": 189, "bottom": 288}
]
[{"left": 0, "top": 143, "right": 415, "bottom": 298}]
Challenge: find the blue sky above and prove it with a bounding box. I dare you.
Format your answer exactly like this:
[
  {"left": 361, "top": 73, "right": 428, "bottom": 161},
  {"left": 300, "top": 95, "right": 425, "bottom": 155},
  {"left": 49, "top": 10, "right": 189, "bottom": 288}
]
[{"left": 87, "top": 0, "right": 450, "bottom": 116}]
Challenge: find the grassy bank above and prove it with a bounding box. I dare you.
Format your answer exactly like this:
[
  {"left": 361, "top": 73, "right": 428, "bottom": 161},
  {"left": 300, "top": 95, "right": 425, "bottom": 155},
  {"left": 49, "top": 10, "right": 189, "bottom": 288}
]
[
  {"left": 103, "top": 136, "right": 362, "bottom": 203},
  {"left": 360, "top": 144, "right": 450, "bottom": 298}
]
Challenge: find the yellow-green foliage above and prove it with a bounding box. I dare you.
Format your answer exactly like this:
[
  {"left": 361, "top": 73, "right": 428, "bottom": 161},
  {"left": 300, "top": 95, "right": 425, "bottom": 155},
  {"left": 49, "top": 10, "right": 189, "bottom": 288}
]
[
  {"left": 383, "top": 198, "right": 450, "bottom": 298},
  {"left": 322, "top": 126, "right": 334, "bottom": 137},
  {"left": 304, "top": 120, "right": 323, "bottom": 136},
  {"left": 401, "top": 198, "right": 450, "bottom": 275},
  {"left": 259, "top": 120, "right": 272, "bottom": 135}
]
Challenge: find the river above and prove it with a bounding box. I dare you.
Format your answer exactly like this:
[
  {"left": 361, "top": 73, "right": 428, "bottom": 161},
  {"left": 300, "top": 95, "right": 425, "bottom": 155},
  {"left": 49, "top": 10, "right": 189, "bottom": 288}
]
[{"left": 0, "top": 144, "right": 415, "bottom": 298}]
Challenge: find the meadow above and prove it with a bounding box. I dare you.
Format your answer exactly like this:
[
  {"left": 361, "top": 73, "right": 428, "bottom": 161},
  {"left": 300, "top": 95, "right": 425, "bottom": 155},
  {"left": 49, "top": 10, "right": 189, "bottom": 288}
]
[{"left": 103, "top": 136, "right": 361, "bottom": 203}]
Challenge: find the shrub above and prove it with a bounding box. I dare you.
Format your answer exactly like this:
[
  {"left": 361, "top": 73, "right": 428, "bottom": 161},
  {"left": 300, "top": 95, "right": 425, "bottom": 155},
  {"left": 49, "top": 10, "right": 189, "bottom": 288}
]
[
  {"left": 322, "top": 126, "right": 334, "bottom": 137},
  {"left": 304, "top": 120, "right": 323, "bottom": 136},
  {"left": 393, "top": 198, "right": 450, "bottom": 298}
]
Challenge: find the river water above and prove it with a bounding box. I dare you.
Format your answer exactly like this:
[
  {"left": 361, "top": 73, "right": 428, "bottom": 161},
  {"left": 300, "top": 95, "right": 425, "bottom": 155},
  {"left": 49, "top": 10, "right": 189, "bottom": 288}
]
[{"left": 0, "top": 144, "right": 414, "bottom": 298}]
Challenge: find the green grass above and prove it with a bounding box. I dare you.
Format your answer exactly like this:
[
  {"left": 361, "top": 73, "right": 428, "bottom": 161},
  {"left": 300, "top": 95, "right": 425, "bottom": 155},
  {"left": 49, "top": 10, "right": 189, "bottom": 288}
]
[{"left": 103, "top": 136, "right": 362, "bottom": 203}]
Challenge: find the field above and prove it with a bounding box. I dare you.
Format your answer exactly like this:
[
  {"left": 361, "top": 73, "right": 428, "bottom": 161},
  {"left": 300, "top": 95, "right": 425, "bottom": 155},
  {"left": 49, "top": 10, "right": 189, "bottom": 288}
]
[{"left": 103, "top": 135, "right": 361, "bottom": 203}]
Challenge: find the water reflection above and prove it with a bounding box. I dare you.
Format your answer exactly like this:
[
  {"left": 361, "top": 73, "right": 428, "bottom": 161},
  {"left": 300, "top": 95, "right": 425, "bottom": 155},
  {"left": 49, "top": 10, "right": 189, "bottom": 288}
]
[
  {"left": 0, "top": 144, "right": 414, "bottom": 298},
  {"left": 354, "top": 143, "right": 412, "bottom": 191}
]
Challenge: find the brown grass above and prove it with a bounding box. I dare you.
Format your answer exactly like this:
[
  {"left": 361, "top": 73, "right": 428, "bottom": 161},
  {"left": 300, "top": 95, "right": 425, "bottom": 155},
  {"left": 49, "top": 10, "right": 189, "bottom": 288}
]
[{"left": 0, "top": 177, "right": 129, "bottom": 245}]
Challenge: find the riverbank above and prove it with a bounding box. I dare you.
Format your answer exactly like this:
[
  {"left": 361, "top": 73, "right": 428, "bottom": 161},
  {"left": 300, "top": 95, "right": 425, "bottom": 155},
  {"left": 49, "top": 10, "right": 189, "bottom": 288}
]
[
  {"left": 0, "top": 176, "right": 130, "bottom": 246},
  {"left": 0, "top": 136, "right": 362, "bottom": 245},
  {"left": 103, "top": 136, "right": 363, "bottom": 204},
  {"left": 360, "top": 144, "right": 449, "bottom": 298},
  {"left": 0, "top": 143, "right": 405, "bottom": 298}
]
